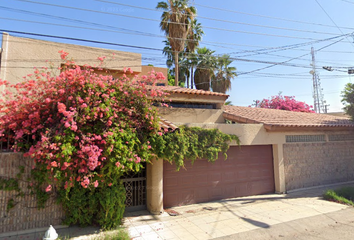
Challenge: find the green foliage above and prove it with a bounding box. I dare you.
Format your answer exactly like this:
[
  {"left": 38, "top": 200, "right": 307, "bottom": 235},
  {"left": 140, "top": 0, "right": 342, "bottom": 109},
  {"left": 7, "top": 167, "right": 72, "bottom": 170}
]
[
  {"left": 0, "top": 166, "right": 26, "bottom": 213},
  {"left": 58, "top": 176, "right": 125, "bottom": 230},
  {"left": 0, "top": 177, "right": 20, "bottom": 192},
  {"left": 342, "top": 82, "right": 354, "bottom": 120},
  {"left": 167, "top": 69, "right": 185, "bottom": 87},
  {"left": 59, "top": 182, "right": 99, "bottom": 227},
  {"left": 94, "top": 228, "right": 131, "bottom": 240},
  {"left": 30, "top": 166, "right": 51, "bottom": 209},
  {"left": 6, "top": 198, "right": 15, "bottom": 212},
  {"left": 152, "top": 126, "right": 240, "bottom": 170},
  {"left": 96, "top": 183, "right": 126, "bottom": 230},
  {"left": 323, "top": 187, "right": 354, "bottom": 206}
]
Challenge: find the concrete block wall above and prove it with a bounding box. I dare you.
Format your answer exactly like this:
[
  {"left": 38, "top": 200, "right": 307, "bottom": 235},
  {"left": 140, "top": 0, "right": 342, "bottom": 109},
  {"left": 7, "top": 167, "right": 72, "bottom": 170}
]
[
  {"left": 0, "top": 153, "right": 64, "bottom": 233},
  {"left": 284, "top": 141, "right": 354, "bottom": 191}
]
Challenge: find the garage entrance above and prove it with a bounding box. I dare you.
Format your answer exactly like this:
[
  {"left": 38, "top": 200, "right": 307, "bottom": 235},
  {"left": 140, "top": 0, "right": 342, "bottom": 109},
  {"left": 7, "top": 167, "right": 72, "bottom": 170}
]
[{"left": 163, "top": 145, "right": 275, "bottom": 207}]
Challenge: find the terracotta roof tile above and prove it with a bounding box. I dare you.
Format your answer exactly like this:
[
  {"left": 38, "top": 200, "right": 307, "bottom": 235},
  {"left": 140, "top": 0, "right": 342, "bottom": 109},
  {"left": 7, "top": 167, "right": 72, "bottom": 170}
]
[
  {"left": 223, "top": 105, "right": 354, "bottom": 129},
  {"left": 159, "top": 118, "right": 178, "bottom": 132},
  {"left": 150, "top": 85, "right": 229, "bottom": 97}
]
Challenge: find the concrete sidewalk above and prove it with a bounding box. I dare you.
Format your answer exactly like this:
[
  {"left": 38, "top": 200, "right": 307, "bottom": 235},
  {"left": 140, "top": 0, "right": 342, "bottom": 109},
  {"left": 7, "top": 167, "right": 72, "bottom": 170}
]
[
  {"left": 123, "top": 183, "right": 353, "bottom": 240},
  {"left": 1, "top": 182, "right": 353, "bottom": 240}
]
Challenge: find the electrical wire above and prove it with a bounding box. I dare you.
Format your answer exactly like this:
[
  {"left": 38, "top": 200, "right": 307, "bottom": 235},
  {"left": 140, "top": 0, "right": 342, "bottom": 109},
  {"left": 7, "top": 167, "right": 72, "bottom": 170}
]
[
  {"left": 194, "top": 2, "right": 354, "bottom": 31},
  {"left": 94, "top": 0, "right": 342, "bottom": 37},
  {"left": 2, "top": 0, "right": 346, "bottom": 41},
  {"left": 2, "top": 30, "right": 351, "bottom": 74},
  {"left": 314, "top": 0, "right": 354, "bottom": 49}
]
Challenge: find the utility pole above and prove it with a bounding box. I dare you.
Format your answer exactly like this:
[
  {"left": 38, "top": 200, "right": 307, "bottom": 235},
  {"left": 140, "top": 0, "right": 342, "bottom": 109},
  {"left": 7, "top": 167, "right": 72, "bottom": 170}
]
[{"left": 310, "top": 47, "right": 327, "bottom": 113}]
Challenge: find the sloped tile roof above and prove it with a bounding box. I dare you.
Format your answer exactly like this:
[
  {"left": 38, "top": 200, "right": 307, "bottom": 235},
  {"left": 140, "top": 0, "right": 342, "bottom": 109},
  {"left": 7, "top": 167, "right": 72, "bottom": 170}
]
[
  {"left": 223, "top": 105, "right": 354, "bottom": 130},
  {"left": 151, "top": 85, "right": 229, "bottom": 97},
  {"left": 159, "top": 118, "right": 178, "bottom": 132}
]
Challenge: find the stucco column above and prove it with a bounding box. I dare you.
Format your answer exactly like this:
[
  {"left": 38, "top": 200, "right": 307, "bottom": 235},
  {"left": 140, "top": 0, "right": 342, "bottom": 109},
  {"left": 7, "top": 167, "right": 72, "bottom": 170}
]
[
  {"left": 272, "top": 144, "right": 286, "bottom": 193},
  {"left": 146, "top": 158, "right": 163, "bottom": 214}
]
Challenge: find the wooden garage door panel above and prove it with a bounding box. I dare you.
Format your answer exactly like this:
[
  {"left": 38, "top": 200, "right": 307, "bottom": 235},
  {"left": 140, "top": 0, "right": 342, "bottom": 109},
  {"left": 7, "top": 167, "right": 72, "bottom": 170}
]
[{"left": 163, "top": 145, "right": 275, "bottom": 207}]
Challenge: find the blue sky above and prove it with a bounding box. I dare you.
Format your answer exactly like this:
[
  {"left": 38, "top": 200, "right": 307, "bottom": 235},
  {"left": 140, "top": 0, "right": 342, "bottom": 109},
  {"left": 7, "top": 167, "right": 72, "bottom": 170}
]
[{"left": 1, "top": 0, "right": 354, "bottom": 112}]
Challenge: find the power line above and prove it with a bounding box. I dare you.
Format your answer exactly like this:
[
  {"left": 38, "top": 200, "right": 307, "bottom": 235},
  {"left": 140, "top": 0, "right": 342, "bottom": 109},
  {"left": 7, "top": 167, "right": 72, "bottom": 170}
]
[
  {"left": 2, "top": 3, "right": 354, "bottom": 55},
  {"left": 4, "top": 26, "right": 351, "bottom": 66},
  {"left": 3, "top": 0, "right": 345, "bottom": 41},
  {"left": 4, "top": 6, "right": 347, "bottom": 52},
  {"left": 2, "top": 30, "right": 351, "bottom": 82},
  {"left": 3, "top": 14, "right": 351, "bottom": 60},
  {"left": 2, "top": 16, "right": 324, "bottom": 53},
  {"left": 236, "top": 37, "right": 345, "bottom": 76},
  {"left": 339, "top": 0, "right": 354, "bottom": 4},
  {"left": 194, "top": 2, "right": 354, "bottom": 31},
  {"left": 2, "top": 29, "right": 349, "bottom": 74},
  {"left": 315, "top": 0, "right": 354, "bottom": 49},
  {"left": 0, "top": 29, "right": 162, "bottom": 51},
  {"left": 94, "top": 0, "right": 342, "bottom": 37}
]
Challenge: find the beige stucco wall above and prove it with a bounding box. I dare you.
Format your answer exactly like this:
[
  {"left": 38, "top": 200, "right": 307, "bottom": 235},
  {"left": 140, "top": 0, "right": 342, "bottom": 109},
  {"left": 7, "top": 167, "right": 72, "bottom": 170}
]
[
  {"left": 0, "top": 33, "right": 141, "bottom": 85},
  {"left": 158, "top": 108, "right": 225, "bottom": 124},
  {"left": 284, "top": 141, "right": 354, "bottom": 191}
]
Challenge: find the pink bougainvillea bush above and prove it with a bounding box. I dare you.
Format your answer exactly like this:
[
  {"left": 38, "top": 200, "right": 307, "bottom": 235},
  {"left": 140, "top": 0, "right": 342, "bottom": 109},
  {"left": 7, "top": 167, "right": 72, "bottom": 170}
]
[
  {"left": 0, "top": 51, "right": 167, "bottom": 228},
  {"left": 0, "top": 51, "right": 239, "bottom": 229},
  {"left": 252, "top": 94, "right": 315, "bottom": 113}
]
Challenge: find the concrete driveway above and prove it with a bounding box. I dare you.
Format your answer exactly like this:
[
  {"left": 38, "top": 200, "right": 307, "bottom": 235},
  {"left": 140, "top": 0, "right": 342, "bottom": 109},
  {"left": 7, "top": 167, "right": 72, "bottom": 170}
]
[{"left": 123, "top": 183, "right": 354, "bottom": 240}]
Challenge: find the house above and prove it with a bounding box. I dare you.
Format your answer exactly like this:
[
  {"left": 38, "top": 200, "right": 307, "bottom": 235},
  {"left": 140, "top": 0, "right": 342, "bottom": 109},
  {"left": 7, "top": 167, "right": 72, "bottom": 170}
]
[
  {"left": 142, "top": 94, "right": 354, "bottom": 213},
  {"left": 2, "top": 33, "right": 354, "bottom": 234},
  {"left": 118, "top": 86, "right": 354, "bottom": 214},
  {"left": 0, "top": 32, "right": 167, "bottom": 86}
]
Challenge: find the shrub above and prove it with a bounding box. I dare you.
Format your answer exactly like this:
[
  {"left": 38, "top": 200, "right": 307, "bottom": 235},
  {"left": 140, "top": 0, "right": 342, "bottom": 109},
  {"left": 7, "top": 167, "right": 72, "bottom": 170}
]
[{"left": 0, "top": 51, "right": 166, "bottom": 229}]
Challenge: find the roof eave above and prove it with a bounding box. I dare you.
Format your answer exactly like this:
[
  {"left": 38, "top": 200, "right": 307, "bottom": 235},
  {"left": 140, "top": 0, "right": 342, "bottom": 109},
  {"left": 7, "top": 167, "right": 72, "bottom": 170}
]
[{"left": 223, "top": 112, "right": 262, "bottom": 124}]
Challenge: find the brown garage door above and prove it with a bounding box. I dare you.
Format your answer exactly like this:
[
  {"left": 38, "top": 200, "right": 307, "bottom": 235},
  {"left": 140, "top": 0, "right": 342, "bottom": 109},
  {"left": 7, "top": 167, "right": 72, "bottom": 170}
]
[{"left": 163, "top": 145, "right": 275, "bottom": 207}]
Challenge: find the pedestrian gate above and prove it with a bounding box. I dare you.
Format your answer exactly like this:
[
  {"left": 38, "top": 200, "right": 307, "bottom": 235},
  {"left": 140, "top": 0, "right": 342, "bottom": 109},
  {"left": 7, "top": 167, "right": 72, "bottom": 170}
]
[{"left": 121, "top": 165, "right": 147, "bottom": 211}]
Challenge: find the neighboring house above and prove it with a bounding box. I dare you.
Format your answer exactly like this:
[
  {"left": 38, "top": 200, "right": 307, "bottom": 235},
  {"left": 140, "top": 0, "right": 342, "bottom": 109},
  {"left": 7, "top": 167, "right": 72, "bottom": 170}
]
[{"left": 0, "top": 32, "right": 167, "bottom": 86}]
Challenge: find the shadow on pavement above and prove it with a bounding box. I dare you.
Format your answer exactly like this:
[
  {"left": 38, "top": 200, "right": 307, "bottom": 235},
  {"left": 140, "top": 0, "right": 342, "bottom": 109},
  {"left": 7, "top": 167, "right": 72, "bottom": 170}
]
[{"left": 240, "top": 217, "right": 270, "bottom": 229}]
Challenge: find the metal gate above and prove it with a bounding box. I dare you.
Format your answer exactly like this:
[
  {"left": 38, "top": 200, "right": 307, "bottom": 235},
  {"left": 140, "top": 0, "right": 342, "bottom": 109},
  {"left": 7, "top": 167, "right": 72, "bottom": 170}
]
[{"left": 121, "top": 166, "right": 147, "bottom": 211}]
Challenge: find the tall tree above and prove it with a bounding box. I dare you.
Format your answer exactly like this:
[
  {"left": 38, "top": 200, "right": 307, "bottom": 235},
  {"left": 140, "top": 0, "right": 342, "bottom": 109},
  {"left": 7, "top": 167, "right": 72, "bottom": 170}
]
[
  {"left": 186, "top": 19, "right": 204, "bottom": 88},
  {"left": 157, "top": 0, "right": 196, "bottom": 86},
  {"left": 194, "top": 47, "right": 216, "bottom": 91},
  {"left": 163, "top": 40, "right": 189, "bottom": 87},
  {"left": 211, "top": 54, "right": 237, "bottom": 93},
  {"left": 342, "top": 82, "right": 354, "bottom": 119},
  {"left": 162, "top": 40, "right": 174, "bottom": 69}
]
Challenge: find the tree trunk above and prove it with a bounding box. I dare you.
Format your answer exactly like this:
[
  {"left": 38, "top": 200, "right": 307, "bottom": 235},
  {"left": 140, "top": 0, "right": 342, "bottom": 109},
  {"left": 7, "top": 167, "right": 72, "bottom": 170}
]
[
  {"left": 190, "top": 65, "right": 194, "bottom": 89},
  {"left": 174, "top": 52, "right": 179, "bottom": 86}
]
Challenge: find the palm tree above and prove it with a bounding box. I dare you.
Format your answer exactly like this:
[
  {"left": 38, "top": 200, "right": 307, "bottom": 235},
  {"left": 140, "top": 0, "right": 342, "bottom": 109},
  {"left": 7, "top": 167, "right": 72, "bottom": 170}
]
[
  {"left": 162, "top": 40, "right": 174, "bottom": 69},
  {"left": 178, "top": 56, "right": 190, "bottom": 86},
  {"left": 211, "top": 54, "right": 237, "bottom": 93},
  {"left": 186, "top": 19, "right": 204, "bottom": 88},
  {"left": 194, "top": 47, "right": 216, "bottom": 91},
  {"left": 163, "top": 40, "right": 189, "bottom": 86},
  {"left": 157, "top": 0, "right": 196, "bottom": 86}
]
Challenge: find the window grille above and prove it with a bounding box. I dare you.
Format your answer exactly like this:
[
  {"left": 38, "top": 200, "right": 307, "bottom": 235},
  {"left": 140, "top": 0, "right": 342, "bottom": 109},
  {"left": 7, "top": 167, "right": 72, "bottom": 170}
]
[
  {"left": 328, "top": 134, "right": 354, "bottom": 142},
  {"left": 286, "top": 135, "right": 325, "bottom": 143}
]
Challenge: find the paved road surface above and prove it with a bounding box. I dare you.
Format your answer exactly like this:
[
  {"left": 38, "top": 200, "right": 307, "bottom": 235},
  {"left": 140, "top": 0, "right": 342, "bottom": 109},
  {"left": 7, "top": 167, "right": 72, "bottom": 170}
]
[{"left": 214, "top": 207, "right": 354, "bottom": 240}]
